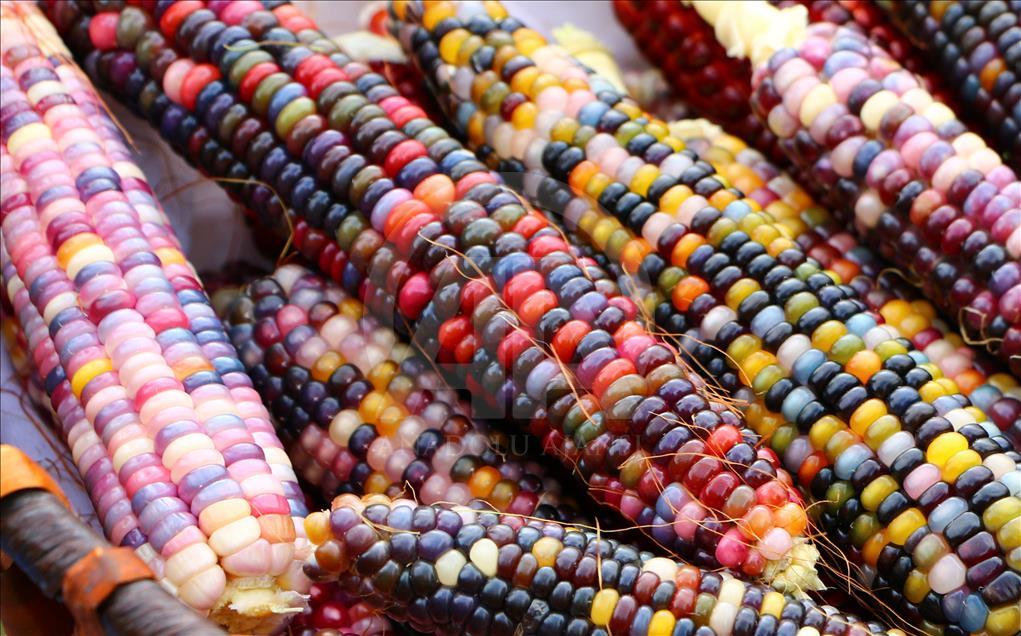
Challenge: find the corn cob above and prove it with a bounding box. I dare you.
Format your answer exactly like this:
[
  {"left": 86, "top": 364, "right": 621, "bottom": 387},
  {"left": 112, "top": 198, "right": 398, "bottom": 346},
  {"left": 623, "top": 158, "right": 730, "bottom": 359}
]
[
  {"left": 671, "top": 4, "right": 1021, "bottom": 633},
  {"left": 58, "top": 52, "right": 312, "bottom": 524},
  {"left": 0, "top": 3, "right": 309, "bottom": 630},
  {"left": 5, "top": 273, "right": 388, "bottom": 636},
  {"left": 771, "top": 1, "right": 949, "bottom": 98},
  {"left": 612, "top": 0, "right": 951, "bottom": 163},
  {"left": 1, "top": 249, "right": 155, "bottom": 561},
  {"left": 302, "top": 495, "right": 899, "bottom": 636},
  {"left": 19, "top": 10, "right": 309, "bottom": 525},
  {"left": 735, "top": 4, "right": 1021, "bottom": 373},
  {"left": 526, "top": 107, "right": 1021, "bottom": 447},
  {"left": 636, "top": 124, "right": 1021, "bottom": 446},
  {"left": 611, "top": 0, "right": 781, "bottom": 161},
  {"left": 216, "top": 263, "right": 578, "bottom": 520},
  {"left": 46, "top": 0, "right": 821, "bottom": 588},
  {"left": 390, "top": 1, "right": 1021, "bottom": 631},
  {"left": 1, "top": 282, "right": 47, "bottom": 404},
  {"left": 876, "top": 0, "right": 1021, "bottom": 167},
  {"left": 613, "top": 0, "right": 1015, "bottom": 169},
  {"left": 8, "top": 10, "right": 385, "bottom": 634},
  {"left": 677, "top": 126, "right": 1021, "bottom": 442},
  {"left": 662, "top": 126, "right": 1021, "bottom": 445}
]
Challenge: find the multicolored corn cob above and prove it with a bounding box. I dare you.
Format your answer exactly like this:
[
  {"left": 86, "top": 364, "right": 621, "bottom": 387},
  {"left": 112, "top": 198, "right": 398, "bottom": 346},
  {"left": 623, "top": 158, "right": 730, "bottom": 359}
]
[
  {"left": 1, "top": 286, "right": 47, "bottom": 405},
  {"left": 739, "top": 3, "right": 1021, "bottom": 373},
  {"left": 388, "top": 0, "right": 1020, "bottom": 439},
  {"left": 530, "top": 110, "right": 1021, "bottom": 447},
  {"left": 877, "top": 0, "right": 1021, "bottom": 167},
  {"left": 390, "top": 0, "right": 1021, "bottom": 632},
  {"left": 662, "top": 3, "right": 1021, "bottom": 633},
  {"left": 613, "top": 0, "right": 1012, "bottom": 167},
  {"left": 0, "top": 3, "right": 309, "bottom": 630},
  {"left": 658, "top": 125, "right": 1021, "bottom": 445},
  {"left": 45, "top": 0, "right": 822, "bottom": 589},
  {"left": 1, "top": 250, "right": 156, "bottom": 558},
  {"left": 6, "top": 270, "right": 383, "bottom": 636},
  {"left": 216, "top": 263, "right": 578, "bottom": 520},
  {"left": 771, "top": 0, "right": 947, "bottom": 95},
  {"left": 302, "top": 495, "right": 900, "bottom": 636}
]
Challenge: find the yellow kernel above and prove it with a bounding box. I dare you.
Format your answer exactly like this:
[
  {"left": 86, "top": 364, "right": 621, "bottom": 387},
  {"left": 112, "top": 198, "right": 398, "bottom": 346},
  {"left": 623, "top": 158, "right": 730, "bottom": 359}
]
[
  {"left": 810, "top": 320, "right": 847, "bottom": 352},
  {"left": 423, "top": 2, "right": 456, "bottom": 29},
  {"left": 531, "top": 536, "right": 562, "bottom": 568},
  {"left": 888, "top": 508, "right": 926, "bottom": 545},
  {"left": 862, "top": 530, "right": 889, "bottom": 565},
  {"left": 808, "top": 416, "right": 844, "bottom": 451},
  {"left": 863, "top": 415, "right": 901, "bottom": 449},
  {"left": 983, "top": 496, "right": 1021, "bottom": 533},
  {"left": 941, "top": 449, "right": 981, "bottom": 483},
  {"left": 760, "top": 592, "right": 785, "bottom": 618},
  {"left": 824, "top": 430, "right": 856, "bottom": 460},
  {"left": 918, "top": 381, "right": 949, "bottom": 402},
  {"left": 367, "top": 360, "right": 399, "bottom": 390},
  {"left": 926, "top": 432, "right": 968, "bottom": 467},
  {"left": 629, "top": 165, "right": 660, "bottom": 197},
  {"left": 725, "top": 279, "right": 761, "bottom": 310},
  {"left": 986, "top": 604, "right": 1021, "bottom": 636},
  {"left": 849, "top": 399, "right": 887, "bottom": 436},
  {"left": 904, "top": 570, "right": 930, "bottom": 604},
  {"left": 726, "top": 334, "right": 762, "bottom": 364},
  {"left": 649, "top": 610, "right": 676, "bottom": 636},
  {"left": 311, "top": 351, "right": 344, "bottom": 382},
  {"left": 590, "top": 589, "right": 619, "bottom": 626},
  {"left": 862, "top": 476, "right": 898, "bottom": 511},
  {"left": 303, "top": 511, "right": 331, "bottom": 545},
  {"left": 659, "top": 185, "right": 693, "bottom": 214}
]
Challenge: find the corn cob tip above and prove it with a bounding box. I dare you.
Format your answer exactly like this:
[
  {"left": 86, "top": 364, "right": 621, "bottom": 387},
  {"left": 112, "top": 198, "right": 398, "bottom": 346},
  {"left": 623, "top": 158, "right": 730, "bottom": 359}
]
[
  {"left": 761, "top": 538, "right": 823, "bottom": 597},
  {"left": 667, "top": 119, "right": 726, "bottom": 145},
  {"left": 332, "top": 30, "right": 407, "bottom": 64},
  {"left": 686, "top": 0, "right": 808, "bottom": 65},
  {"left": 551, "top": 24, "right": 627, "bottom": 93},
  {"left": 208, "top": 576, "right": 308, "bottom": 635}
]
